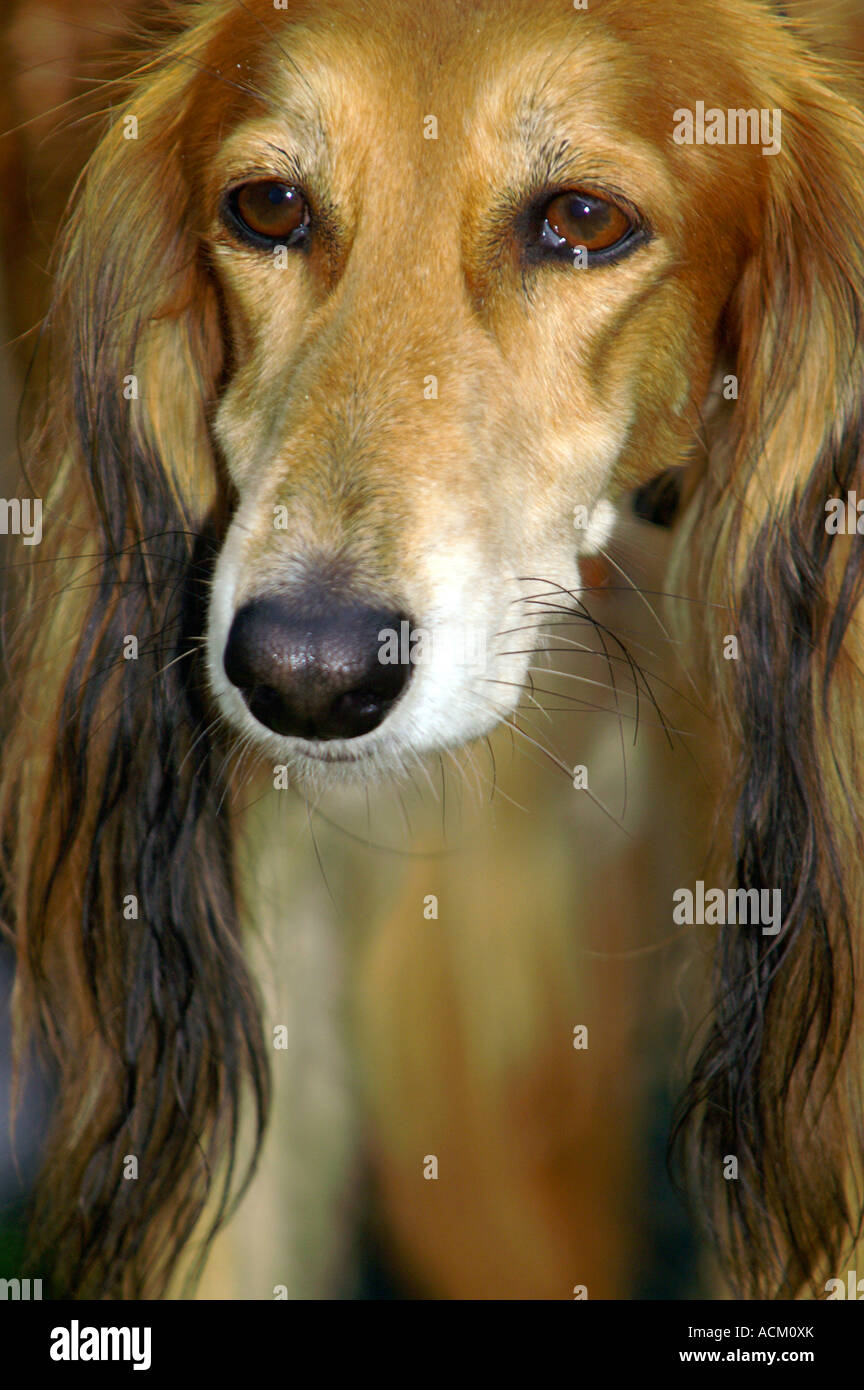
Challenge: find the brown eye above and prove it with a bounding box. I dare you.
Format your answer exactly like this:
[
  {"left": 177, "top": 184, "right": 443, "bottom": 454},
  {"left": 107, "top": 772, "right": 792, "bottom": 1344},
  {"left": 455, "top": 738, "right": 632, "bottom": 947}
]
[
  {"left": 541, "top": 191, "right": 635, "bottom": 256},
  {"left": 226, "top": 180, "right": 311, "bottom": 247}
]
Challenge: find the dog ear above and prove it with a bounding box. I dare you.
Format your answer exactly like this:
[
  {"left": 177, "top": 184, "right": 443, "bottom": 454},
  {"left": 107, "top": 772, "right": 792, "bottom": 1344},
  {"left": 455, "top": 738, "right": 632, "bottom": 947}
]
[
  {"left": 0, "top": 22, "right": 270, "bottom": 1296},
  {"left": 675, "top": 49, "right": 864, "bottom": 1296}
]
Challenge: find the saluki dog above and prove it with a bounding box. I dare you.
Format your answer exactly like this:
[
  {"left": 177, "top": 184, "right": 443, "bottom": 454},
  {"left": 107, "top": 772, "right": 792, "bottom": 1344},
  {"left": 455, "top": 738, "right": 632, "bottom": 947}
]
[{"left": 2, "top": 0, "right": 864, "bottom": 1299}]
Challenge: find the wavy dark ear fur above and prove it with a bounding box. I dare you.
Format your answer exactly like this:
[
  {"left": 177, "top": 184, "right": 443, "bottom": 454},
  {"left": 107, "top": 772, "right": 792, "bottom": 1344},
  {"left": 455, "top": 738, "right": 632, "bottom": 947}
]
[
  {"left": 0, "top": 8, "right": 270, "bottom": 1298},
  {"left": 674, "top": 21, "right": 864, "bottom": 1297}
]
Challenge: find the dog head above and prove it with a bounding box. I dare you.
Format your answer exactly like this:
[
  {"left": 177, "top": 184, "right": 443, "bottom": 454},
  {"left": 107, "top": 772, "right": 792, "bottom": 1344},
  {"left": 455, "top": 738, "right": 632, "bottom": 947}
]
[{"left": 98, "top": 0, "right": 818, "bottom": 782}]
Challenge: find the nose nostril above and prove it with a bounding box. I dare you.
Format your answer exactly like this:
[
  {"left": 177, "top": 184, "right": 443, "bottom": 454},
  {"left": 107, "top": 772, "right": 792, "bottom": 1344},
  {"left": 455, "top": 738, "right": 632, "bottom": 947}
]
[
  {"left": 223, "top": 595, "right": 413, "bottom": 741},
  {"left": 330, "top": 658, "right": 410, "bottom": 737}
]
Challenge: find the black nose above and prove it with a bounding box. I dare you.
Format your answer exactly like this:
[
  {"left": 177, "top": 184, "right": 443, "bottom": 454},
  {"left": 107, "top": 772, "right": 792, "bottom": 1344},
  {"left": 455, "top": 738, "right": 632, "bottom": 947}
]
[{"left": 223, "top": 595, "right": 413, "bottom": 740}]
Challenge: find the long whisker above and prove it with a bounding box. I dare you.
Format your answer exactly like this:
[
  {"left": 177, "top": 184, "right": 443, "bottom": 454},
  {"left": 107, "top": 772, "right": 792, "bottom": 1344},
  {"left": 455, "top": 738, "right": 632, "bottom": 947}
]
[
  {"left": 518, "top": 586, "right": 695, "bottom": 742},
  {"left": 498, "top": 645, "right": 706, "bottom": 715},
  {"left": 497, "top": 713, "right": 633, "bottom": 837}
]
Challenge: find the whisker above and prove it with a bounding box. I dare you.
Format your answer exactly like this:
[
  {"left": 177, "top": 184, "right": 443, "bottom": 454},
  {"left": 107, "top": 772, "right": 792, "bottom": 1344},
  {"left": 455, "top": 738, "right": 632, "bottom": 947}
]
[
  {"left": 498, "top": 648, "right": 706, "bottom": 715},
  {"left": 496, "top": 713, "right": 633, "bottom": 838}
]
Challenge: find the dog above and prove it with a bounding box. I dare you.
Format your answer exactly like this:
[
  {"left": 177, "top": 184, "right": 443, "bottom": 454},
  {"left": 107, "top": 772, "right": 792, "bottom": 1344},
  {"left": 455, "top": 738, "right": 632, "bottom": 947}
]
[{"left": 2, "top": 0, "right": 864, "bottom": 1300}]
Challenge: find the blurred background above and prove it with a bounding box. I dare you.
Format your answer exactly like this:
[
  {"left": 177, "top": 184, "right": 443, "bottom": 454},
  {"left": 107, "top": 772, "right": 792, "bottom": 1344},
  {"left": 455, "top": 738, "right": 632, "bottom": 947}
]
[{"left": 1, "top": 0, "right": 862, "bottom": 1300}]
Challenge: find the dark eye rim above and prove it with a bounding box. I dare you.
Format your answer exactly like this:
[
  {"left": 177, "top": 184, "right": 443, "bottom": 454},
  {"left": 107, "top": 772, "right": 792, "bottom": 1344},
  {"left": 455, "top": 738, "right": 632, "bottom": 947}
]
[
  {"left": 520, "top": 186, "right": 651, "bottom": 268},
  {"left": 220, "top": 179, "right": 313, "bottom": 252}
]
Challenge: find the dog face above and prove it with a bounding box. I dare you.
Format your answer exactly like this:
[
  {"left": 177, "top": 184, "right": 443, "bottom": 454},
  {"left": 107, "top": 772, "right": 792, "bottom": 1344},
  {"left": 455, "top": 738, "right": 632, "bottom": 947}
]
[{"left": 200, "top": 0, "right": 769, "bottom": 779}]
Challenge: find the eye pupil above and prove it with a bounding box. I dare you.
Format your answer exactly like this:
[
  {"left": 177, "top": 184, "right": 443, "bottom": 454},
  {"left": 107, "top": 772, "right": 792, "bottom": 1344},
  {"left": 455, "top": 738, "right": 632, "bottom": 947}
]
[{"left": 228, "top": 180, "right": 310, "bottom": 246}]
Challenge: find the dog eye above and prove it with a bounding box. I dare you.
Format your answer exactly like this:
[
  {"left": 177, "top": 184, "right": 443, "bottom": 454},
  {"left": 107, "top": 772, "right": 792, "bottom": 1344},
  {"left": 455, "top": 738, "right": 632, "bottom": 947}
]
[
  {"left": 538, "top": 191, "right": 636, "bottom": 261},
  {"left": 225, "top": 180, "right": 311, "bottom": 247}
]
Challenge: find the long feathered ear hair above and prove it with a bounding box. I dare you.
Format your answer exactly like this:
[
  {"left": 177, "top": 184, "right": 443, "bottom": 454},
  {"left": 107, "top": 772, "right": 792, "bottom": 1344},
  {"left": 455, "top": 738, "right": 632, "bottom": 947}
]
[
  {"left": 0, "top": 8, "right": 270, "bottom": 1298},
  {"left": 674, "top": 27, "right": 864, "bottom": 1298}
]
